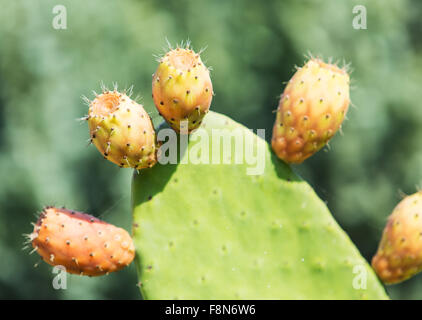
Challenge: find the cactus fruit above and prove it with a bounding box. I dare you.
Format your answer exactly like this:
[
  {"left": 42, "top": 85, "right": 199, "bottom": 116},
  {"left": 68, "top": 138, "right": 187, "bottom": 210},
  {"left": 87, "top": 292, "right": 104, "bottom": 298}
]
[
  {"left": 372, "top": 192, "right": 422, "bottom": 284},
  {"left": 132, "top": 111, "right": 387, "bottom": 299},
  {"left": 86, "top": 88, "right": 157, "bottom": 169},
  {"left": 152, "top": 45, "right": 213, "bottom": 133},
  {"left": 271, "top": 58, "right": 350, "bottom": 164},
  {"left": 28, "top": 206, "right": 135, "bottom": 276}
]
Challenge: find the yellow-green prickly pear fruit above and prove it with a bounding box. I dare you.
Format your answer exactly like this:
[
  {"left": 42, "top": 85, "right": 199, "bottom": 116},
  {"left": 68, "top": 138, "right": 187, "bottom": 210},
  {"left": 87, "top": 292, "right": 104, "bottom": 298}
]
[
  {"left": 372, "top": 191, "right": 422, "bottom": 284},
  {"left": 152, "top": 44, "right": 213, "bottom": 133},
  {"left": 272, "top": 58, "right": 350, "bottom": 164},
  {"left": 86, "top": 88, "right": 157, "bottom": 169}
]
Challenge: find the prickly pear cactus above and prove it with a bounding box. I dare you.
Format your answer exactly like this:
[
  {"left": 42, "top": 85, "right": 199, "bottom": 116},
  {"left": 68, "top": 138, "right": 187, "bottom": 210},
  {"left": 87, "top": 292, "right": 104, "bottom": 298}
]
[{"left": 132, "top": 111, "right": 388, "bottom": 299}]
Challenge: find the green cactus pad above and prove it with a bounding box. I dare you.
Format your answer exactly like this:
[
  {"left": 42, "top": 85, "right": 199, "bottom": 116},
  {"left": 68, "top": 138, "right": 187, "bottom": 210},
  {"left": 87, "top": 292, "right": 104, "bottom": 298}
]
[{"left": 132, "top": 111, "right": 388, "bottom": 299}]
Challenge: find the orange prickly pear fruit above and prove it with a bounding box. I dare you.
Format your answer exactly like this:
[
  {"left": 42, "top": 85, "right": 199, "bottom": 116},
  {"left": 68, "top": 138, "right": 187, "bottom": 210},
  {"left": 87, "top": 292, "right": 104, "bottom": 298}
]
[
  {"left": 152, "top": 44, "right": 213, "bottom": 133},
  {"left": 372, "top": 191, "right": 422, "bottom": 284},
  {"left": 85, "top": 87, "right": 157, "bottom": 169},
  {"left": 27, "top": 206, "right": 135, "bottom": 276},
  {"left": 271, "top": 58, "right": 350, "bottom": 163}
]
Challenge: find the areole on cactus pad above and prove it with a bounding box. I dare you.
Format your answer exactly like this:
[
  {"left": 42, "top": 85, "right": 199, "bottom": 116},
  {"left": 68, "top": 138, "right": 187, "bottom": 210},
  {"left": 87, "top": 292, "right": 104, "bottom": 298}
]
[{"left": 132, "top": 111, "right": 387, "bottom": 299}]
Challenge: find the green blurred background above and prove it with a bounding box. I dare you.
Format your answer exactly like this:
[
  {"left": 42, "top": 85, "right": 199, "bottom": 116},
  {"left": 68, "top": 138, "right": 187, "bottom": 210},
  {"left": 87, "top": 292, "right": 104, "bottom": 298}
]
[{"left": 0, "top": 0, "right": 421, "bottom": 299}]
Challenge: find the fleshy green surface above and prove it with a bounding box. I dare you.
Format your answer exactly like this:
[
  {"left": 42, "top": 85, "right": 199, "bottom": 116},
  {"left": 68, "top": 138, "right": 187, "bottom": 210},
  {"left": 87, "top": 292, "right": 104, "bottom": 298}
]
[{"left": 132, "top": 111, "right": 388, "bottom": 300}]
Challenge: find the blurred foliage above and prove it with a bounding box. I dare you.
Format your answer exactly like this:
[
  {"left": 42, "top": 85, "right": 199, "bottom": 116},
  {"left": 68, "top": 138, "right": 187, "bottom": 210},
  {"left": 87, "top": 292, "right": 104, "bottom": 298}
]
[{"left": 0, "top": 0, "right": 421, "bottom": 299}]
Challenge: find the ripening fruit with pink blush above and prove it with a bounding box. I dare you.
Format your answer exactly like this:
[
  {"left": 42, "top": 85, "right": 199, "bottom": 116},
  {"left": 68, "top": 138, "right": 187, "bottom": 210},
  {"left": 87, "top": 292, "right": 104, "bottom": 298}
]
[
  {"left": 372, "top": 192, "right": 422, "bottom": 284},
  {"left": 28, "top": 206, "right": 135, "bottom": 276},
  {"left": 272, "top": 58, "right": 350, "bottom": 164}
]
